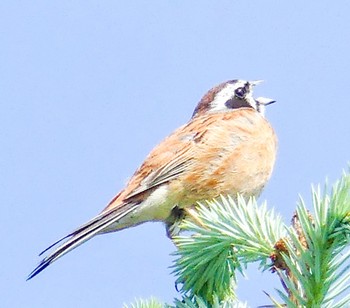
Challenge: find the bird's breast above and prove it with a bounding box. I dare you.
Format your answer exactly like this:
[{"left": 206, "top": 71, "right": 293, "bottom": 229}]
[{"left": 171, "top": 109, "right": 277, "bottom": 204}]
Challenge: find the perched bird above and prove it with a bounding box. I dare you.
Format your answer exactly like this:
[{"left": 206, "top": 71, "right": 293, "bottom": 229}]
[{"left": 28, "top": 79, "right": 277, "bottom": 280}]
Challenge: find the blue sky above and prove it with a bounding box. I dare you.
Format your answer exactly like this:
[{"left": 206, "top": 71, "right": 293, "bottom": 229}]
[{"left": 1, "top": 1, "right": 350, "bottom": 307}]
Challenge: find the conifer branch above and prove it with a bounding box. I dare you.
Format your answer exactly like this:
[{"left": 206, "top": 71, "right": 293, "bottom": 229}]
[
  {"left": 126, "top": 169, "right": 350, "bottom": 307},
  {"left": 273, "top": 171, "right": 350, "bottom": 306},
  {"left": 172, "top": 195, "right": 285, "bottom": 304}
]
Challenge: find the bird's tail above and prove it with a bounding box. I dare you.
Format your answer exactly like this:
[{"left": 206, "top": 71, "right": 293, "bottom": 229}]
[{"left": 27, "top": 201, "right": 140, "bottom": 280}]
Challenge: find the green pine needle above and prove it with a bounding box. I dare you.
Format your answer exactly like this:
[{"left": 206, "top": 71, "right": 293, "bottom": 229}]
[
  {"left": 277, "top": 170, "right": 350, "bottom": 306},
  {"left": 123, "top": 297, "right": 163, "bottom": 308},
  {"left": 171, "top": 295, "right": 248, "bottom": 308},
  {"left": 172, "top": 195, "right": 285, "bottom": 303}
]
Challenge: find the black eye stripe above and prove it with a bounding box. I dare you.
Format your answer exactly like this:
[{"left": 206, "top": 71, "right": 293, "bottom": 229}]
[{"left": 225, "top": 97, "right": 252, "bottom": 110}]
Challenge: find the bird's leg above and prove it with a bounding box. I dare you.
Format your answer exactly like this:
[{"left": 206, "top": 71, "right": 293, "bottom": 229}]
[
  {"left": 166, "top": 204, "right": 208, "bottom": 239},
  {"left": 166, "top": 206, "right": 186, "bottom": 238}
]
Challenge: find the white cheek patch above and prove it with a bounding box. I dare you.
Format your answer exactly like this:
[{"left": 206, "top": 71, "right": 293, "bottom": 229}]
[
  {"left": 254, "top": 97, "right": 275, "bottom": 117},
  {"left": 210, "top": 81, "right": 252, "bottom": 112}
]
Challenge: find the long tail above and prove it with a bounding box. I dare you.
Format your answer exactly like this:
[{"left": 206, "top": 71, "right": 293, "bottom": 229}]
[{"left": 27, "top": 201, "right": 140, "bottom": 280}]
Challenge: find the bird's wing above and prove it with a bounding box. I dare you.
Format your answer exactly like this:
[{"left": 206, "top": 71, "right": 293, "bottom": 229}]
[
  {"left": 27, "top": 115, "right": 215, "bottom": 280},
  {"left": 107, "top": 117, "right": 213, "bottom": 205},
  {"left": 124, "top": 145, "right": 194, "bottom": 199}
]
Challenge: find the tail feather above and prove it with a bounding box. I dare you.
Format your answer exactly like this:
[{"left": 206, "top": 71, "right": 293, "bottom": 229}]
[
  {"left": 38, "top": 209, "right": 110, "bottom": 257},
  {"left": 27, "top": 201, "right": 140, "bottom": 280}
]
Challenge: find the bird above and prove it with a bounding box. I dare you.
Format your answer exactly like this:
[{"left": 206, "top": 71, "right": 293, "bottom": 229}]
[{"left": 27, "top": 79, "right": 277, "bottom": 280}]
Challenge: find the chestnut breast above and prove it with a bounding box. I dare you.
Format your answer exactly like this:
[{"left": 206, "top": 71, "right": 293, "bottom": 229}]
[
  {"left": 170, "top": 108, "right": 277, "bottom": 204},
  {"left": 107, "top": 108, "right": 277, "bottom": 211}
]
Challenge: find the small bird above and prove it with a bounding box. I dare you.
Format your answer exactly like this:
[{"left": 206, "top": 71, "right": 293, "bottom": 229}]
[{"left": 28, "top": 79, "right": 277, "bottom": 280}]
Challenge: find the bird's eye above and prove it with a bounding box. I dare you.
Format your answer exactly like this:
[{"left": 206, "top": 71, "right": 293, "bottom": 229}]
[
  {"left": 235, "top": 87, "right": 247, "bottom": 98},
  {"left": 235, "top": 87, "right": 246, "bottom": 98}
]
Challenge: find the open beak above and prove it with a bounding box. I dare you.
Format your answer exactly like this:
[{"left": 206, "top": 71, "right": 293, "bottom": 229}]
[
  {"left": 255, "top": 97, "right": 276, "bottom": 106},
  {"left": 249, "top": 80, "right": 264, "bottom": 87}
]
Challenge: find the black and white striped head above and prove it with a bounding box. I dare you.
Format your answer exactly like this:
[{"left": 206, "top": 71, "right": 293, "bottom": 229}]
[{"left": 192, "top": 80, "right": 275, "bottom": 118}]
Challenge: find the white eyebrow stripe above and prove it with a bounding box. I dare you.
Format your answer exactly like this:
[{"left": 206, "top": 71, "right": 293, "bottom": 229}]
[{"left": 209, "top": 81, "right": 250, "bottom": 112}]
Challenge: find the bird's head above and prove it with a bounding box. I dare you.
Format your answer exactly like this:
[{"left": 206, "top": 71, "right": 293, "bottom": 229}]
[{"left": 192, "top": 79, "right": 275, "bottom": 118}]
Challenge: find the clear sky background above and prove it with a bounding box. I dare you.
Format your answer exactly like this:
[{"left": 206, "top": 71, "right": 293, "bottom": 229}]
[{"left": 1, "top": 1, "right": 350, "bottom": 307}]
